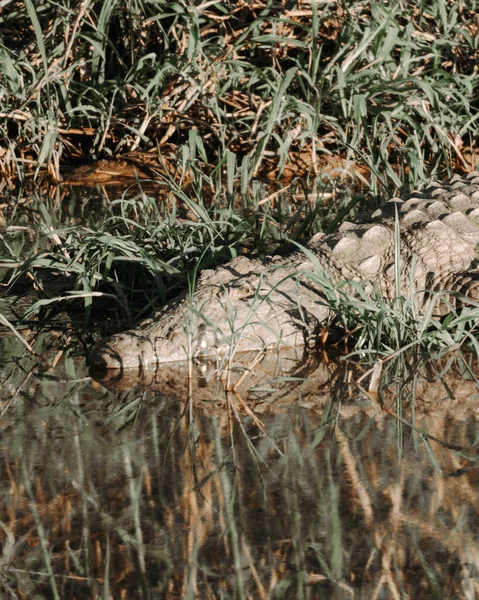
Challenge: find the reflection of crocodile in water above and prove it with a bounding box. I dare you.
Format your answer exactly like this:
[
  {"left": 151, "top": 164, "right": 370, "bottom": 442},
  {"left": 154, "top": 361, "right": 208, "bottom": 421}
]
[
  {"left": 89, "top": 174, "right": 479, "bottom": 372},
  {"left": 91, "top": 346, "right": 479, "bottom": 421}
]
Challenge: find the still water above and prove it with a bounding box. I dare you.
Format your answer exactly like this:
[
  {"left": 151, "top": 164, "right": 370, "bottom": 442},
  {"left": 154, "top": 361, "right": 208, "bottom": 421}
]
[{"left": 1, "top": 329, "right": 479, "bottom": 599}]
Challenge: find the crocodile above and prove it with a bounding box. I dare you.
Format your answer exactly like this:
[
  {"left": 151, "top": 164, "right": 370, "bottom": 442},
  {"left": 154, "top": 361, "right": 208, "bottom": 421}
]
[{"left": 88, "top": 173, "right": 479, "bottom": 372}]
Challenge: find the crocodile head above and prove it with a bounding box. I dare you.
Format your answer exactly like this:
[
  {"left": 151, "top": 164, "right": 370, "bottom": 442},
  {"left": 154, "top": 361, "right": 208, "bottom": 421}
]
[
  {"left": 88, "top": 319, "right": 229, "bottom": 373},
  {"left": 88, "top": 256, "right": 329, "bottom": 373}
]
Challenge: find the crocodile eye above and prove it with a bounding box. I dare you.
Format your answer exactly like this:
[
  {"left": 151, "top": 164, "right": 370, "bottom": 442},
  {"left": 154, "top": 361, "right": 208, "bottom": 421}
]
[{"left": 229, "top": 281, "right": 253, "bottom": 297}]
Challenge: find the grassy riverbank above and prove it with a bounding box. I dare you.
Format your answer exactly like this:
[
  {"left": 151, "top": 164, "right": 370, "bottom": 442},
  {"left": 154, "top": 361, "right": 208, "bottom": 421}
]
[
  {"left": 1, "top": 0, "right": 479, "bottom": 360},
  {"left": 1, "top": 0, "right": 478, "bottom": 188}
]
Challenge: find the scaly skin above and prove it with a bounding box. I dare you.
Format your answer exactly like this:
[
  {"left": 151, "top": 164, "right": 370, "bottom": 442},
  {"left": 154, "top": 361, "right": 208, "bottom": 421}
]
[{"left": 89, "top": 173, "right": 479, "bottom": 372}]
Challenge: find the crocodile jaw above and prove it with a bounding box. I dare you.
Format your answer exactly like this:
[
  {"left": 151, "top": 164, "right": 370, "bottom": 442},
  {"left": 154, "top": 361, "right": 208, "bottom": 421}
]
[
  {"left": 88, "top": 301, "right": 325, "bottom": 372},
  {"left": 88, "top": 332, "right": 191, "bottom": 372},
  {"left": 87, "top": 319, "right": 312, "bottom": 372}
]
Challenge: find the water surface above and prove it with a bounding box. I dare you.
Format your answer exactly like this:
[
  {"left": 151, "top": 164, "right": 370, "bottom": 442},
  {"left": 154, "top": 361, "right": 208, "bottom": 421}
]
[{"left": 1, "top": 331, "right": 479, "bottom": 599}]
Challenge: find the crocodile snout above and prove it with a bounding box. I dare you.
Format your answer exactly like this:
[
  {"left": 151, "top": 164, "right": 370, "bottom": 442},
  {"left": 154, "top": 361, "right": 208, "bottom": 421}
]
[
  {"left": 88, "top": 330, "right": 192, "bottom": 372},
  {"left": 88, "top": 332, "right": 155, "bottom": 371},
  {"left": 88, "top": 338, "right": 125, "bottom": 373}
]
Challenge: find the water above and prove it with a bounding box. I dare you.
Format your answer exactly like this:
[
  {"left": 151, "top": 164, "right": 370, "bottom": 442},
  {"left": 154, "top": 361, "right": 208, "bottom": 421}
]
[{"left": 1, "top": 329, "right": 479, "bottom": 599}]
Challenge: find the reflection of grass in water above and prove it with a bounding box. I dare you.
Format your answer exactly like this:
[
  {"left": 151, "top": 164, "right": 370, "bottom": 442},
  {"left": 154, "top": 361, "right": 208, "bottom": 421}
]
[{"left": 1, "top": 348, "right": 479, "bottom": 597}]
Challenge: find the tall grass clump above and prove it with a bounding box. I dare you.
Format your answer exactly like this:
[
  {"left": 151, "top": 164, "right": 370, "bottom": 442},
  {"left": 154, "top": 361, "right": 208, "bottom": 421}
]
[{"left": 0, "top": 179, "right": 289, "bottom": 331}]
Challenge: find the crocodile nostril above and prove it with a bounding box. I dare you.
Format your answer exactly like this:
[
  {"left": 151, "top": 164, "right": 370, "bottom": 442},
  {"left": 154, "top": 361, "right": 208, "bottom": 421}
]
[{"left": 88, "top": 342, "right": 123, "bottom": 372}]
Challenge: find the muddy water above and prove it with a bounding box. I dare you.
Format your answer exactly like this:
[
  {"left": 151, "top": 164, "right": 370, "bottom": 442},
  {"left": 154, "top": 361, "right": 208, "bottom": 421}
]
[{"left": 1, "top": 328, "right": 479, "bottom": 599}]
